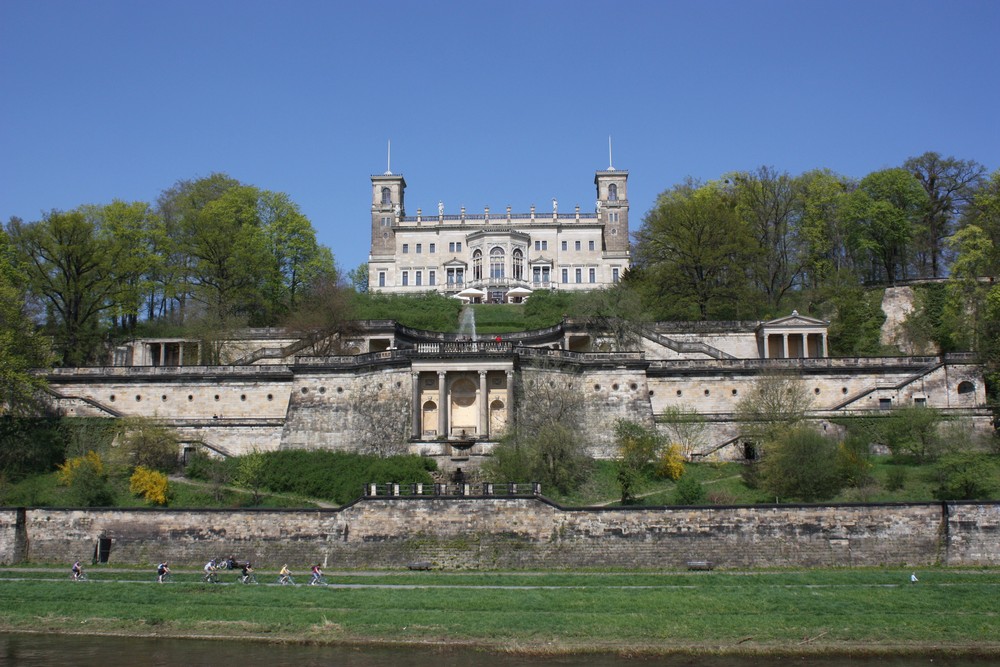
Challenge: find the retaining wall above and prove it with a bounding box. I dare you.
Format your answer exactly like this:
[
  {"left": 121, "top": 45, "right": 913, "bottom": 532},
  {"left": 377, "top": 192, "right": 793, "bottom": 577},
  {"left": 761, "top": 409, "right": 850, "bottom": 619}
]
[{"left": 1, "top": 499, "right": 997, "bottom": 569}]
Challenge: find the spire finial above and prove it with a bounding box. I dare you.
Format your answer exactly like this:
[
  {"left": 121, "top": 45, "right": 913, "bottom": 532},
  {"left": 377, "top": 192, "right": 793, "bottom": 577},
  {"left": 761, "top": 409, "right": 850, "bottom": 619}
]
[
  {"left": 384, "top": 139, "right": 392, "bottom": 175},
  {"left": 608, "top": 136, "right": 615, "bottom": 171}
]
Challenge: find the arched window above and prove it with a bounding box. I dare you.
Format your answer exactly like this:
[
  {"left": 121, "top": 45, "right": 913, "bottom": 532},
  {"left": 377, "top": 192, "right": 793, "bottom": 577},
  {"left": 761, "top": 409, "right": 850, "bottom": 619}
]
[
  {"left": 472, "top": 249, "right": 483, "bottom": 281},
  {"left": 608, "top": 183, "right": 618, "bottom": 201},
  {"left": 512, "top": 248, "right": 524, "bottom": 281},
  {"left": 381, "top": 187, "right": 391, "bottom": 205},
  {"left": 490, "top": 247, "right": 505, "bottom": 280},
  {"left": 958, "top": 381, "right": 975, "bottom": 395}
]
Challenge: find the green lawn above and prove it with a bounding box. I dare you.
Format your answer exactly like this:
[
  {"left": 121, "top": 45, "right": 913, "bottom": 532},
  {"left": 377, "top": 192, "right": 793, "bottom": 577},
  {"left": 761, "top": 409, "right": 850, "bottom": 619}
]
[{"left": 1, "top": 568, "right": 997, "bottom": 655}]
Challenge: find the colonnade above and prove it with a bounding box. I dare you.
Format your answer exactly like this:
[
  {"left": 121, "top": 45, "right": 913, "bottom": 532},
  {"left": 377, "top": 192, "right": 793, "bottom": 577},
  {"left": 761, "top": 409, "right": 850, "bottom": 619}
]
[{"left": 410, "top": 369, "right": 514, "bottom": 439}]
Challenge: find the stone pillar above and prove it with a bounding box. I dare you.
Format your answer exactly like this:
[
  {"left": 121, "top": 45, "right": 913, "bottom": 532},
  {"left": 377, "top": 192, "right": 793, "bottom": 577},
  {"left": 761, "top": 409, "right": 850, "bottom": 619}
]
[
  {"left": 506, "top": 370, "right": 514, "bottom": 431},
  {"left": 411, "top": 372, "right": 421, "bottom": 438},
  {"left": 178, "top": 344, "right": 184, "bottom": 367},
  {"left": 159, "top": 343, "right": 165, "bottom": 367},
  {"left": 478, "top": 371, "right": 489, "bottom": 437},
  {"left": 437, "top": 371, "right": 448, "bottom": 438},
  {"left": 821, "top": 333, "right": 828, "bottom": 358},
  {"left": 801, "top": 333, "right": 809, "bottom": 359},
  {"left": 782, "top": 333, "right": 789, "bottom": 359}
]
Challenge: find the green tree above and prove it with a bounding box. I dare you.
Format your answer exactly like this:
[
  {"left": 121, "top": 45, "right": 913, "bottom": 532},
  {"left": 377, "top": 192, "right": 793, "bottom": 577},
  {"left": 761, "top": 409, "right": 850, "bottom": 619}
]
[
  {"left": 729, "top": 166, "right": 804, "bottom": 313},
  {"left": 903, "top": 152, "right": 986, "bottom": 278},
  {"left": 347, "top": 263, "right": 369, "bottom": 293},
  {"left": 6, "top": 210, "right": 124, "bottom": 365},
  {"left": 672, "top": 475, "right": 706, "bottom": 505},
  {"left": 875, "top": 406, "right": 946, "bottom": 463},
  {"left": 845, "top": 168, "right": 929, "bottom": 284},
  {"left": 946, "top": 225, "right": 995, "bottom": 351},
  {"left": 613, "top": 419, "right": 663, "bottom": 504},
  {"left": 759, "top": 427, "right": 844, "bottom": 502},
  {"left": 572, "top": 284, "right": 647, "bottom": 351},
  {"left": 796, "top": 169, "right": 853, "bottom": 289},
  {"left": 634, "top": 180, "right": 754, "bottom": 320},
  {"left": 0, "top": 227, "right": 51, "bottom": 414},
  {"left": 107, "top": 417, "right": 180, "bottom": 474},
  {"left": 234, "top": 449, "right": 268, "bottom": 505},
  {"left": 961, "top": 170, "right": 1000, "bottom": 276}
]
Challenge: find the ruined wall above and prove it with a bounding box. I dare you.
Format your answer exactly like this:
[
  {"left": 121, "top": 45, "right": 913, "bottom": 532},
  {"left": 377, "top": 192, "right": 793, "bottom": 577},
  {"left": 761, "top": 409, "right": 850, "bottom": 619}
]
[{"left": 4, "top": 499, "right": 998, "bottom": 569}]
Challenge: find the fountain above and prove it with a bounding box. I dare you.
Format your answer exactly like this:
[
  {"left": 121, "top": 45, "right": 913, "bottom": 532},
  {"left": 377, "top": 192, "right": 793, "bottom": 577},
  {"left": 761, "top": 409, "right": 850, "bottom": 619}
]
[{"left": 458, "top": 305, "right": 477, "bottom": 342}]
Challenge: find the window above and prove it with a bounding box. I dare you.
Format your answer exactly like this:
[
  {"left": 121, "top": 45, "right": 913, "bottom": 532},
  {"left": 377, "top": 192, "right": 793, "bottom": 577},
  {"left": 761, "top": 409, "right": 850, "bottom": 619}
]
[
  {"left": 429, "top": 270, "right": 436, "bottom": 286},
  {"left": 561, "top": 240, "right": 567, "bottom": 251},
  {"left": 381, "top": 216, "right": 391, "bottom": 227},
  {"left": 448, "top": 241, "right": 462, "bottom": 252},
  {"left": 402, "top": 271, "right": 409, "bottom": 286},
  {"left": 512, "top": 248, "right": 524, "bottom": 281},
  {"left": 447, "top": 267, "right": 464, "bottom": 285},
  {"left": 608, "top": 183, "right": 618, "bottom": 201},
  {"left": 612, "top": 267, "right": 619, "bottom": 283},
  {"left": 473, "top": 249, "right": 483, "bottom": 281},
  {"left": 575, "top": 268, "right": 582, "bottom": 283},
  {"left": 541, "top": 240, "right": 547, "bottom": 250},
  {"left": 589, "top": 240, "right": 595, "bottom": 251},
  {"left": 416, "top": 244, "right": 422, "bottom": 254},
  {"left": 608, "top": 211, "right": 619, "bottom": 224},
  {"left": 379, "top": 271, "right": 386, "bottom": 287},
  {"left": 402, "top": 243, "right": 409, "bottom": 254},
  {"left": 381, "top": 187, "right": 391, "bottom": 205},
  {"left": 562, "top": 268, "right": 568, "bottom": 283},
  {"left": 490, "top": 247, "right": 505, "bottom": 279},
  {"left": 429, "top": 243, "right": 435, "bottom": 254},
  {"left": 533, "top": 266, "right": 540, "bottom": 283},
  {"left": 456, "top": 242, "right": 462, "bottom": 252},
  {"left": 541, "top": 266, "right": 550, "bottom": 283},
  {"left": 575, "top": 240, "right": 581, "bottom": 251},
  {"left": 589, "top": 268, "right": 596, "bottom": 283},
  {"left": 415, "top": 271, "right": 422, "bottom": 286},
  {"left": 449, "top": 242, "right": 455, "bottom": 252}
]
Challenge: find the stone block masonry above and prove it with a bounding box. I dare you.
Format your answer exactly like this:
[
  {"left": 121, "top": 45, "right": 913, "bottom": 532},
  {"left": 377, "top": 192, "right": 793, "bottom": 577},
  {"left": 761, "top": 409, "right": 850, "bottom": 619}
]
[{"left": 2, "top": 498, "right": 998, "bottom": 569}]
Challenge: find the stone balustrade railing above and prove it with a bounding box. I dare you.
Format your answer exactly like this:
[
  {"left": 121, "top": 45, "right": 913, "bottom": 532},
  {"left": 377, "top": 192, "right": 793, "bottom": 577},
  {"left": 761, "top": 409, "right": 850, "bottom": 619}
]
[{"left": 364, "top": 482, "right": 541, "bottom": 497}]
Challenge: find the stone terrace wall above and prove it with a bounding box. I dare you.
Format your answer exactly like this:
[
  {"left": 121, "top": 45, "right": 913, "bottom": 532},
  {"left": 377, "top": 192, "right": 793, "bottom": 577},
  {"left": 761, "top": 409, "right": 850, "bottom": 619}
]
[{"left": 3, "top": 499, "right": 998, "bottom": 569}]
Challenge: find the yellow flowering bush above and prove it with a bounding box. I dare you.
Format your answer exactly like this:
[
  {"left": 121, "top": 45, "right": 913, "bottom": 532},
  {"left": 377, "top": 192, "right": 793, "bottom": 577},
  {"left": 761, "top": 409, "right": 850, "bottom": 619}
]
[
  {"left": 656, "top": 443, "right": 686, "bottom": 481},
  {"left": 56, "top": 451, "right": 105, "bottom": 486},
  {"left": 129, "top": 465, "right": 170, "bottom": 505}
]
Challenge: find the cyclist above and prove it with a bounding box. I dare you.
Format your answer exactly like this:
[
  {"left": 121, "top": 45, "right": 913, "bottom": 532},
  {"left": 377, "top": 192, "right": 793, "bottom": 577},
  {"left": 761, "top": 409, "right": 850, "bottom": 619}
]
[
  {"left": 278, "top": 564, "right": 293, "bottom": 585},
  {"left": 310, "top": 563, "right": 323, "bottom": 585},
  {"left": 157, "top": 562, "right": 170, "bottom": 583},
  {"left": 71, "top": 561, "right": 84, "bottom": 581},
  {"left": 203, "top": 558, "right": 217, "bottom": 582},
  {"left": 240, "top": 561, "right": 255, "bottom": 584}
]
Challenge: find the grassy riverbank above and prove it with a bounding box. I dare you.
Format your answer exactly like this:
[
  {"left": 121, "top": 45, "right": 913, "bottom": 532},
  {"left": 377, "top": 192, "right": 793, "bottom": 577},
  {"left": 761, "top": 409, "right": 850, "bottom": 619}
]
[{"left": 1, "top": 567, "right": 998, "bottom": 656}]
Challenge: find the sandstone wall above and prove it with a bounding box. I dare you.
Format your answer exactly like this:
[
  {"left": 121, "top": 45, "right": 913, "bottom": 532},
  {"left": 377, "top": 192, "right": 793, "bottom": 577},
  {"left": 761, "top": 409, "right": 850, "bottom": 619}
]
[{"left": 4, "top": 499, "right": 997, "bottom": 569}]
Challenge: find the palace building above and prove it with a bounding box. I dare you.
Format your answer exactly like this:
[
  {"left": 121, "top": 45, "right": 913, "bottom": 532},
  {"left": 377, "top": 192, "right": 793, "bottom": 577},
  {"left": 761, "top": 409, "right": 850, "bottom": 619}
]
[{"left": 368, "top": 167, "right": 631, "bottom": 300}]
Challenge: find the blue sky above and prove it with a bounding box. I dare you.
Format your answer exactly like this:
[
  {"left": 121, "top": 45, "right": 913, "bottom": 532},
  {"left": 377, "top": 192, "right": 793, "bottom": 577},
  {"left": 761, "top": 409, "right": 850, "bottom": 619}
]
[{"left": 2, "top": 0, "right": 998, "bottom": 274}]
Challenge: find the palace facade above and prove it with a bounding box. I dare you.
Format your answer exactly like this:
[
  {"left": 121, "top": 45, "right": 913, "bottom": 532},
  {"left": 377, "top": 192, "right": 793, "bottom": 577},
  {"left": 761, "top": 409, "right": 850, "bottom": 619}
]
[{"left": 367, "top": 168, "right": 631, "bottom": 300}]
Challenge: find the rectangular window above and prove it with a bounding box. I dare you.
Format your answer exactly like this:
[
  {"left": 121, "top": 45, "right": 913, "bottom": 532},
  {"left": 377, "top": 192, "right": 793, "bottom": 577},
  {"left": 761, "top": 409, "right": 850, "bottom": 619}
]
[
  {"left": 589, "top": 240, "right": 595, "bottom": 251},
  {"left": 381, "top": 216, "right": 391, "bottom": 227},
  {"left": 608, "top": 212, "right": 619, "bottom": 224},
  {"left": 416, "top": 244, "right": 422, "bottom": 254},
  {"left": 415, "top": 271, "right": 422, "bottom": 286},
  {"left": 429, "top": 270, "right": 436, "bottom": 286},
  {"left": 589, "top": 268, "right": 596, "bottom": 283},
  {"left": 429, "top": 243, "right": 436, "bottom": 254},
  {"left": 575, "top": 241, "right": 581, "bottom": 251},
  {"left": 402, "top": 271, "right": 409, "bottom": 286},
  {"left": 456, "top": 242, "right": 462, "bottom": 252},
  {"left": 378, "top": 271, "right": 386, "bottom": 287},
  {"left": 575, "top": 268, "right": 582, "bottom": 283},
  {"left": 402, "top": 244, "right": 409, "bottom": 254},
  {"left": 541, "top": 240, "right": 548, "bottom": 250},
  {"left": 449, "top": 242, "right": 455, "bottom": 252},
  {"left": 612, "top": 267, "right": 619, "bottom": 283},
  {"left": 533, "top": 267, "right": 540, "bottom": 283},
  {"left": 561, "top": 268, "right": 568, "bottom": 284},
  {"left": 534, "top": 241, "right": 540, "bottom": 250},
  {"left": 561, "top": 241, "right": 567, "bottom": 251},
  {"left": 542, "top": 266, "right": 550, "bottom": 283}
]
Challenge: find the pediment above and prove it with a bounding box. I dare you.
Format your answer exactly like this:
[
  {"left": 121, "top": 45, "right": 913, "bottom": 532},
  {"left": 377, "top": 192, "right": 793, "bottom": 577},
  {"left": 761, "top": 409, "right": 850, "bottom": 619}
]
[{"left": 758, "top": 310, "right": 828, "bottom": 332}]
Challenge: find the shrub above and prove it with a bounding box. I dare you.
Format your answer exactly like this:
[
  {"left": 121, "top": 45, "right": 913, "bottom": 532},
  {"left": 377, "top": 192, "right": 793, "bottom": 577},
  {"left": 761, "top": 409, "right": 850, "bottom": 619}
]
[
  {"left": 886, "top": 466, "right": 907, "bottom": 491},
  {"left": 57, "top": 451, "right": 114, "bottom": 506},
  {"left": 931, "top": 454, "right": 996, "bottom": 500},
  {"left": 129, "top": 466, "right": 170, "bottom": 505},
  {"left": 672, "top": 476, "right": 706, "bottom": 505},
  {"left": 656, "top": 444, "right": 685, "bottom": 481},
  {"left": 759, "top": 427, "right": 844, "bottom": 502}
]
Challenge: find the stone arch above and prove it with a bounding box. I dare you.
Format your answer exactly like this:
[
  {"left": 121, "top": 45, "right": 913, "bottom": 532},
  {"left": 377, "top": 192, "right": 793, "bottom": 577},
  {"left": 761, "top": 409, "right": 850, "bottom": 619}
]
[
  {"left": 958, "top": 381, "right": 975, "bottom": 395},
  {"left": 450, "top": 377, "right": 477, "bottom": 436}
]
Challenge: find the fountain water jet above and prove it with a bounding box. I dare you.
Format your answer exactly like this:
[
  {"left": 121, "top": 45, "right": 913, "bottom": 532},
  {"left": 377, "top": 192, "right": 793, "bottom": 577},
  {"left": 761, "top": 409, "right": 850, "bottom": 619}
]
[{"left": 458, "top": 305, "right": 477, "bottom": 341}]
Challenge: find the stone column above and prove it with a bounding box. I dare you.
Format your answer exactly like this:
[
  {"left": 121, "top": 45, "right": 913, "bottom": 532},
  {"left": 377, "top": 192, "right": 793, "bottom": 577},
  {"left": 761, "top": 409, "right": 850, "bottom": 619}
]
[
  {"left": 411, "top": 372, "right": 421, "bottom": 438},
  {"left": 801, "top": 333, "right": 809, "bottom": 359},
  {"left": 437, "top": 371, "right": 448, "bottom": 438},
  {"left": 782, "top": 333, "right": 789, "bottom": 359},
  {"left": 178, "top": 344, "right": 184, "bottom": 367},
  {"left": 479, "top": 371, "right": 489, "bottom": 437},
  {"left": 505, "top": 370, "right": 514, "bottom": 431},
  {"left": 159, "top": 343, "right": 166, "bottom": 367},
  {"left": 821, "top": 333, "right": 828, "bottom": 358}
]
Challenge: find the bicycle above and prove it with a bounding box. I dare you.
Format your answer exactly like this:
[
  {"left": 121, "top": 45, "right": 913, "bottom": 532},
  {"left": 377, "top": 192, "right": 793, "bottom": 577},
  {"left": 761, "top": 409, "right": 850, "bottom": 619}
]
[
  {"left": 240, "top": 573, "right": 258, "bottom": 585},
  {"left": 277, "top": 574, "right": 295, "bottom": 586},
  {"left": 202, "top": 571, "right": 219, "bottom": 583},
  {"left": 309, "top": 575, "right": 328, "bottom": 586},
  {"left": 157, "top": 571, "right": 172, "bottom": 583},
  {"left": 71, "top": 572, "right": 88, "bottom": 582}
]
